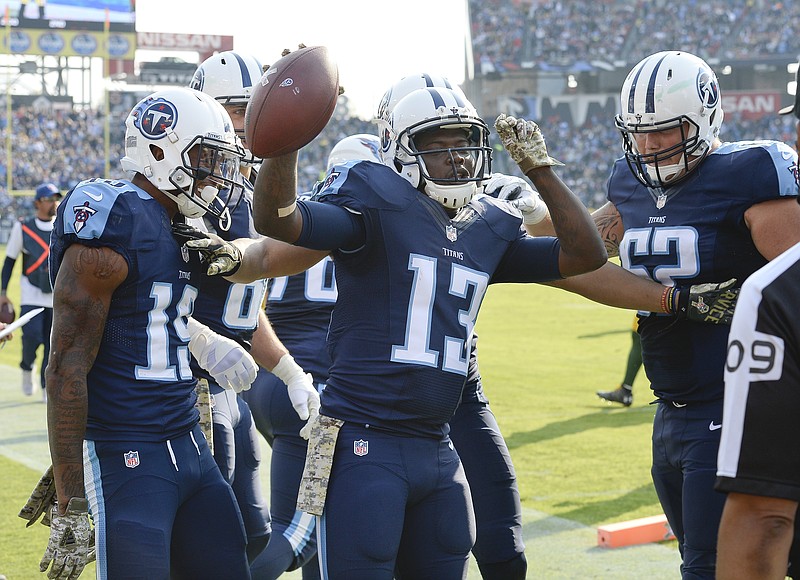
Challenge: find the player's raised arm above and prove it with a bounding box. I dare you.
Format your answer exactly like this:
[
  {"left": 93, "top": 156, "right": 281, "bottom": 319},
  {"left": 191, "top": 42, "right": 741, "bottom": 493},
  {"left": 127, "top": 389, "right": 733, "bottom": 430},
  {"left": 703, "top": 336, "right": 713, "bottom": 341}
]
[
  {"left": 46, "top": 243, "right": 128, "bottom": 509},
  {"left": 252, "top": 152, "right": 303, "bottom": 242},
  {"left": 495, "top": 114, "right": 607, "bottom": 277}
]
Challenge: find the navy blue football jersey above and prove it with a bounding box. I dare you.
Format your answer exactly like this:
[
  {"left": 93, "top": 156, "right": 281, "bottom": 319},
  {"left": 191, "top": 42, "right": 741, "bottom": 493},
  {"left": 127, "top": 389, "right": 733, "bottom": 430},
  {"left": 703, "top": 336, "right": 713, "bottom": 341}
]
[
  {"left": 608, "top": 140, "right": 798, "bottom": 402},
  {"left": 50, "top": 178, "right": 204, "bottom": 441},
  {"left": 189, "top": 181, "right": 267, "bottom": 385},
  {"left": 308, "top": 162, "right": 561, "bottom": 437}
]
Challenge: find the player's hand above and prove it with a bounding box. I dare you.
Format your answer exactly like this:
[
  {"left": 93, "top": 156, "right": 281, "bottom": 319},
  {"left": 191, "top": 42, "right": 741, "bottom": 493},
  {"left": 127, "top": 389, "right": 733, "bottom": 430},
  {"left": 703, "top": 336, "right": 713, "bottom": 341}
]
[
  {"left": 39, "top": 497, "right": 92, "bottom": 580},
  {"left": 172, "top": 223, "right": 242, "bottom": 277},
  {"left": 494, "top": 114, "right": 564, "bottom": 174},
  {"left": 485, "top": 174, "right": 548, "bottom": 225},
  {"left": 271, "top": 354, "right": 322, "bottom": 421},
  {"left": 19, "top": 464, "right": 56, "bottom": 527},
  {"left": 187, "top": 318, "right": 257, "bottom": 392},
  {"left": 673, "top": 278, "right": 739, "bottom": 325},
  {"left": 298, "top": 407, "right": 321, "bottom": 440}
]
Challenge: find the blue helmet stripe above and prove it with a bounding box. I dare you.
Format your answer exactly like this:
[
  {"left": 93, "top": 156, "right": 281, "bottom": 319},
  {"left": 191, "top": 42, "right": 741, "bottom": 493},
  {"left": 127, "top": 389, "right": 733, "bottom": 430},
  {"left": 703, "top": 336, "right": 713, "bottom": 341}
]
[
  {"left": 643, "top": 53, "right": 669, "bottom": 114},
  {"left": 426, "top": 87, "right": 447, "bottom": 108},
  {"left": 232, "top": 52, "right": 254, "bottom": 89},
  {"left": 422, "top": 73, "right": 433, "bottom": 86}
]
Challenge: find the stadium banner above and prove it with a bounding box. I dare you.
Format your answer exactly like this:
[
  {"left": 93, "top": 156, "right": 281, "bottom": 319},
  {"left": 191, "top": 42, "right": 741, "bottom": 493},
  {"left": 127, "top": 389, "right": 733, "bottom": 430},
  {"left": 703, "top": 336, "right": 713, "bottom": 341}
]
[{"left": 0, "top": 28, "right": 135, "bottom": 59}]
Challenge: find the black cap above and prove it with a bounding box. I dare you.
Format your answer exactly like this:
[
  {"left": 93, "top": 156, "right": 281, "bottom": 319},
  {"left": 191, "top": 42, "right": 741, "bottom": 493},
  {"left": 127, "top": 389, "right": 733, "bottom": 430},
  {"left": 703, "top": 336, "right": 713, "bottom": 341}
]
[{"left": 779, "top": 64, "right": 800, "bottom": 119}]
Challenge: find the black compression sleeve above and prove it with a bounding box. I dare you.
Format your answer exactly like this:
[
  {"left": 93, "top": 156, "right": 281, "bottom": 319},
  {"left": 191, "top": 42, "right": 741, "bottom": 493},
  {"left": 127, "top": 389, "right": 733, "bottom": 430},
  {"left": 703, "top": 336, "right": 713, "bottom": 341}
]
[{"left": 1, "top": 256, "right": 16, "bottom": 292}]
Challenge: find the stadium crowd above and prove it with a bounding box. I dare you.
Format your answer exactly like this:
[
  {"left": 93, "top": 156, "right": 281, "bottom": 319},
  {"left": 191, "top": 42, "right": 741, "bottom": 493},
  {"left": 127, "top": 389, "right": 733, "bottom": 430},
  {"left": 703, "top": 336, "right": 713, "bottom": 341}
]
[{"left": 471, "top": 0, "right": 800, "bottom": 73}]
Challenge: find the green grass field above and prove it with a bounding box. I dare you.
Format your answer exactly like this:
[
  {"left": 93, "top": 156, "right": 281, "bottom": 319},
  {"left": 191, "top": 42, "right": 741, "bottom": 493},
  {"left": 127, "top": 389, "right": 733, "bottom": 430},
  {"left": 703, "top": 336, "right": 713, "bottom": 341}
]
[{"left": 0, "top": 244, "right": 681, "bottom": 578}]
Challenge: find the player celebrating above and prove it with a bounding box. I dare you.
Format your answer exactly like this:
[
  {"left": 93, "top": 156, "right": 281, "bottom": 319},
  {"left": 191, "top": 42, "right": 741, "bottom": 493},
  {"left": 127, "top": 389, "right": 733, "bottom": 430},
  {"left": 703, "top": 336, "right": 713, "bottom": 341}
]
[
  {"left": 245, "top": 134, "right": 382, "bottom": 580},
  {"left": 44, "top": 87, "right": 255, "bottom": 579},
  {"left": 247, "top": 86, "right": 607, "bottom": 577},
  {"left": 188, "top": 50, "right": 321, "bottom": 565},
  {"left": 536, "top": 51, "right": 800, "bottom": 578}
]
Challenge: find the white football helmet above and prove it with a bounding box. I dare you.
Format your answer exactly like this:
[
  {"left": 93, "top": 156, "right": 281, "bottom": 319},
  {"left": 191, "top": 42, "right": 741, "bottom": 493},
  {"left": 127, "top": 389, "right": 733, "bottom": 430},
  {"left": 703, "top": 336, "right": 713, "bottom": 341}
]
[
  {"left": 615, "top": 51, "right": 723, "bottom": 188},
  {"left": 385, "top": 87, "right": 492, "bottom": 210},
  {"left": 374, "top": 73, "right": 468, "bottom": 158},
  {"left": 120, "top": 87, "right": 244, "bottom": 219},
  {"left": 326, "top": 134, "right": 381, "bottom": 171},
  {"left": 190, "top": 50, "right": 264, "bottom": 166},
  {"left": 190, "top": 51, "right": 263, "bottom": 106}
]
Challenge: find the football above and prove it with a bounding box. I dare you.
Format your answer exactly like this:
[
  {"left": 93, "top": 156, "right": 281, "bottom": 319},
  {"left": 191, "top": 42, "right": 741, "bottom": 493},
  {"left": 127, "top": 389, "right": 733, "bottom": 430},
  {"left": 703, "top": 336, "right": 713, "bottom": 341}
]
[
  {"left": 0, "top": 301, "right": 15, "bottom": 324},
  {"left": 245, "top": 45, "right": 339, "bottom": 159}
]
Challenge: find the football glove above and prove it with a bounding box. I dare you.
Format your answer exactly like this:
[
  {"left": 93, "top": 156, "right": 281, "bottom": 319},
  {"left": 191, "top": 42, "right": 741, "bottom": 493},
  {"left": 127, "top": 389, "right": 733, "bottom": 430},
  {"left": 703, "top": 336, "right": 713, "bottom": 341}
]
[
  {"left": 40, "top": 497, "right": 92, "bottom": 580},
  {"left": 172, "top": 223, "right": 242, "bottom": 277},
  {"left": 19, "top": 464, "right": 56, "bottom": 527},
  {"left": 494, "top": 114, "right": 564, "bottom": 174},
  {"left": 187, "top": 318, "right": 257, "bottom": 392},
  {"left": 673, "top": 278, "right": 739, "bottom": 325},
  {"left": 485, "top": 174, "right": 548, "bottom": 225},
  {"left": 271, "top": 353, "right": 321, "bottom": 421}
]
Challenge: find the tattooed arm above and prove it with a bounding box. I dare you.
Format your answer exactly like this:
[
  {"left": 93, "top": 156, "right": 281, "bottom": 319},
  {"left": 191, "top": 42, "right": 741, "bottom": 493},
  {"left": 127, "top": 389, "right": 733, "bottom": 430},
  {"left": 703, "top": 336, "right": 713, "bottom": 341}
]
[{"left": 45, "top": 244, "right": 128, "bottom": 514}]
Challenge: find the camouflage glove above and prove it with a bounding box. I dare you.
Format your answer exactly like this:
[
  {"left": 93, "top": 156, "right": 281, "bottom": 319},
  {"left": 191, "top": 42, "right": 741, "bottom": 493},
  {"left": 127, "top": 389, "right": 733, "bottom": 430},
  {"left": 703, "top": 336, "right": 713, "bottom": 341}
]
[
  {"left": 172, "top": 223, "right": 242, "bottom": 277},
  {"left": 672, "top": 278, "right": 739, "bottom": 325},
  {"left": 19, "top": 464, "right": 56, "bottom": 527},
  {"left": 40, "top": 497, "right": 92, "bottom": 580},
  {"left": 494, "top": 114, "right": 564, "bottom": 174}
]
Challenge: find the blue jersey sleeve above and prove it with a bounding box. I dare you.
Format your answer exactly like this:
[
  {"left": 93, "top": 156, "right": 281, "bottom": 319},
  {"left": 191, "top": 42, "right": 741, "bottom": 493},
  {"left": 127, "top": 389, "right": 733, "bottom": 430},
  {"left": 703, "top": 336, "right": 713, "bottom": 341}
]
[{"left": 51, "top": 178, "right": 137, "bottom": 285}]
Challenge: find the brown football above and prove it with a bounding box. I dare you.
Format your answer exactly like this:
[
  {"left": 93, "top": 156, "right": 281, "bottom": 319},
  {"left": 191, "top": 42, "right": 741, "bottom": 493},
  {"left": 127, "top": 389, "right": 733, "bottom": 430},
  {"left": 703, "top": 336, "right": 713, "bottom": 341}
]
[
  {"left": 245, "top": 45, "right": 339, "bottom": 159},
  {"left": 0, "top": 302, "right": 15, "bottom": 324}
]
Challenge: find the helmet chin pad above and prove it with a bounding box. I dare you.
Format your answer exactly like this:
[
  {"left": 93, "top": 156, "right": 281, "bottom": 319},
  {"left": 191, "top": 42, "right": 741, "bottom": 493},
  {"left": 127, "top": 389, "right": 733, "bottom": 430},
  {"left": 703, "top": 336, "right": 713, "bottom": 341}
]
[{"left": 423, "top": 181, "right": 478, "bottom": 210}]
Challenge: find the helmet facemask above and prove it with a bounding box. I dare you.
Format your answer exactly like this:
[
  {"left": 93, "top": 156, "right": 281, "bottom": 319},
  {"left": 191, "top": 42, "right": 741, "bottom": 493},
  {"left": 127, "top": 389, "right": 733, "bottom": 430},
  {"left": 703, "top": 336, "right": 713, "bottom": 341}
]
[
  {"left": 616, "top": 115, "right": 709, "bottom": 188},
  {"left": 164, "top": 135, "right": 244, "bottom": 219},
  {"left": 389, "top": 87, "right": 492, "bottom": 210},
  {"left": 399, "top": 123, "right": 491, "bottom": 210},
  {"left": 616, "top": 50, "right": 723, "bottom": 189}
]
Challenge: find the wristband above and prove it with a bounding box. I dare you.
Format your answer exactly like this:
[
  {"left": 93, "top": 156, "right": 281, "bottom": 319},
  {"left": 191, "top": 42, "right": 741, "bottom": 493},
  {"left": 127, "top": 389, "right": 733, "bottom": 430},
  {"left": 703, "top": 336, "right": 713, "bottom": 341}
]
[{"left": 660, "top": 286, "right": 671, "bottom": 314}]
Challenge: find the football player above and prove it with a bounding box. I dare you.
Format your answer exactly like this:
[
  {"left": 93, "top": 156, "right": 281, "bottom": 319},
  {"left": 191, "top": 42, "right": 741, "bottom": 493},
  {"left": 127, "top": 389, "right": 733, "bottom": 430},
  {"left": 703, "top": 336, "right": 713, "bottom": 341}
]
[
  {"left": 245, "top": 134, "right": 382, "bottom": 580},
  {"left": 188, "top": 50, "right": 321, "bottom": 566},
  {"left": 534, "top": 51, "right": 800, "bottom": 578},
  {"left": 45, "top": 87, "right": 255, "bottom": 578},
  {"left": 246, "top": 85, "right": 607, "bottom": 578},
  {"left": 715, "top": 63, "right": 800, "bottom": 580}
]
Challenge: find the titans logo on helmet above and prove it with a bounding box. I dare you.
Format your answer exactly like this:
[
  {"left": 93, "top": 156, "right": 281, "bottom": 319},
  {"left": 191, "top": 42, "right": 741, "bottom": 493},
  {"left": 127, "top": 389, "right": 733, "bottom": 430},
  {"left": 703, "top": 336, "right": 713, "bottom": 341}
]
[
  {"left": 189, "top": 68, "right": 205, "bottom": 92},
  {"left": 132, "top": 97, "right": 179, "bottom": 140},
  {"left": 696, "top": 70, "right": 720, "bottom": 109}
]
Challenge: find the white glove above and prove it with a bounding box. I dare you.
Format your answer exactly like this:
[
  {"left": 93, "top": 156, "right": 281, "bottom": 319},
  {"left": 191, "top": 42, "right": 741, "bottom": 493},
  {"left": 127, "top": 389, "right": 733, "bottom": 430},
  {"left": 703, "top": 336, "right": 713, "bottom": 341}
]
[
  {"left": 494, "top": 114, "right": 564, "bottom": 174},
  {"left": 187, "top": 318, "right": 257, "bottom": 393},
  {"left": 40, "top": 497, "right": 92, "bottom": 580},
  {"left": 272, "top": 353, "right": 321, "bottom": 421},
  {"left": 484, "top": 174, "right": 548, "bottom": 225}
]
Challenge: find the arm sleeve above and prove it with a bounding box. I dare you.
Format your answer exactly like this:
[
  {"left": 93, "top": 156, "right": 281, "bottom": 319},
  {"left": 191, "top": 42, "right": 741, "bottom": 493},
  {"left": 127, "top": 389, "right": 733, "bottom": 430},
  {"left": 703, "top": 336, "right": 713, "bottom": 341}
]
[
  {"left": 1, "top": 256, "right": 15, "bottom": 292},
  {"left": 491, "top": 235, "right": 563, "bottom": 283},
  {"left": 294, "top": 199, "right": 366, "bottom": 251}
]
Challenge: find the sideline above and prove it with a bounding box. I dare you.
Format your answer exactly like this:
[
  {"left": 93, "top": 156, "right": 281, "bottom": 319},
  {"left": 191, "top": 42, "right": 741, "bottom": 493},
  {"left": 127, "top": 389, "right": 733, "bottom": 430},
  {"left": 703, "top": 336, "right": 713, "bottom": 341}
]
[{"left": 0, "top": 363, "right": 679, "bottom": 579}]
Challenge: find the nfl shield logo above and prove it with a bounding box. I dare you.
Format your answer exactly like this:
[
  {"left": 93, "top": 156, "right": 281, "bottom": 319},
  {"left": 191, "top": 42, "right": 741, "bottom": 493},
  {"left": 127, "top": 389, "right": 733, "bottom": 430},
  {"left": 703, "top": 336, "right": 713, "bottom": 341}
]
[
  {"left": 446, "top": 225, "right": 458, "bottom": 242},
  {"left": 353, "top": 439, "right": 368, "bottom": 457},
  {"left": 124, "top": 450, "right": 140, "bottom": 469}
]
